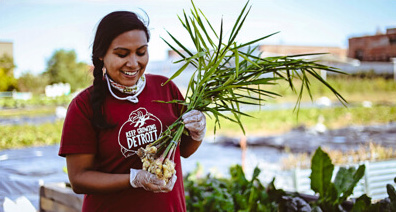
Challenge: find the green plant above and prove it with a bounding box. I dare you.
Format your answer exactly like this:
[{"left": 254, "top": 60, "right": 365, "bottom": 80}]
[
  {"left": 310, "top": 147, "right": 366, "bottom": 211},
  {"left": 351, "top": 178, "right": 396, "bottom": 212},
  {"left": 184, "top": 147, "right": 396, "bottom": 211},
  {"left": 0, "top": 121, "right": 63, "bottom": 150},
  {"left": 138, "top": 0, "right": 346, "bottom": 182},
  {"left": 0, "top": 95, "right": 72, "bottom": 109},
  {"left": 185, "top": 174, "right": 234, "bottom": 212},
  {"left": 185, "top": 164, "right": 280, "bottom": 212}
]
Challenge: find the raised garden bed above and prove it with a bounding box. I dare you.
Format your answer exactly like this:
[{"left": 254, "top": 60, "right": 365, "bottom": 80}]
[{"left": 39, "top": 182, "right": 83, "bottom": 212}]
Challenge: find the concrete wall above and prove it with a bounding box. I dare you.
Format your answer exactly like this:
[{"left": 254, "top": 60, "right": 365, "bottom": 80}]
[{"left": 331, "top": 61, "right": 394, "bottom": 74}]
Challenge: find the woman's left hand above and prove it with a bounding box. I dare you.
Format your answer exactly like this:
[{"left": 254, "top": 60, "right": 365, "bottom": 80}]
[{"left": 182, "top": 110, "right": 206, "bottom": 141}]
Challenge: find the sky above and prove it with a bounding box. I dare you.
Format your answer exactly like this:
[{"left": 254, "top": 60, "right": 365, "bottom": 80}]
[{"left": 0, "top": 0, "right": 395, "bottom": 77}]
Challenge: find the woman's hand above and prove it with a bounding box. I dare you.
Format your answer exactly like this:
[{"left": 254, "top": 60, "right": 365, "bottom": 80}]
[
  {"left": 182, "top": 110, "right": 206, "bottom": 141},
  {"left": 130, "top": 169, "right": 177, "bottom": 193}
]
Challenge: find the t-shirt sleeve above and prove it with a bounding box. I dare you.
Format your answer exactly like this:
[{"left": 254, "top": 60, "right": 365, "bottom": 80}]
[{"left": 58, "top": 90, "right": 98, "bottom": 157}]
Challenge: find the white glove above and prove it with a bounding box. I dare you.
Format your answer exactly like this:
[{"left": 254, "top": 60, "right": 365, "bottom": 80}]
[
  {"left": 182, "top": 110, "right": 206, "bottom": 141},
  {"left": 130, "top": 169, "right": 177, "bottom": 193}
]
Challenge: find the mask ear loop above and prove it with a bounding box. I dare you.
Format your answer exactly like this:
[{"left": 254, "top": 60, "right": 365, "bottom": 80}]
[{"left": 105, "top": 73, "right": 146, "bottom": 103}]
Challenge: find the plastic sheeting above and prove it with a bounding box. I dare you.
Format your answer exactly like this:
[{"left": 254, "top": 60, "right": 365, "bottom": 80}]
[{"left": 0, "top": 145, "right": 68, "bottom": 212}]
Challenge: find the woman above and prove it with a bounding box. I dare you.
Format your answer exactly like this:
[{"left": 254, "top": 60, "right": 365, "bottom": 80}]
[{"left": 59, "top": 11, "right": 206, "bottom": 212}]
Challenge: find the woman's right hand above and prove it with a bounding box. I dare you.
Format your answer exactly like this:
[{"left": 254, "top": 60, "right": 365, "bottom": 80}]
[{"left": 130, "top": 169, "right": 177, "bottom": 193}]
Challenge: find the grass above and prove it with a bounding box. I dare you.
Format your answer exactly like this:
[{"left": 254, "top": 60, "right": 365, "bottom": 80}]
[
  {"left": 206, "top": 104, "right": 396, "bottom": 137},
  {"left": 256, "top": 77, "right": 396, "bottom": 104},
  {"left": 0, "top": 121, "right": 63, "bottom": 150},
  {"left": 0, "top": 106, "right": 57, "bottom": 117}
]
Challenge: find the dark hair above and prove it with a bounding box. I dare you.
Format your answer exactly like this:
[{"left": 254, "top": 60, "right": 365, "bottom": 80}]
[{"left": 91, "top": 11, "right": 150, "bottom": 129}]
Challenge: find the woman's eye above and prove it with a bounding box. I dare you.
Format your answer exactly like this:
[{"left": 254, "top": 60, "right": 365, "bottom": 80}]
[
  {"left": 117, "top": 54, "right": 127, "bottom": 58},
  {"left": 137, "top": 51, "right": 146, "bottom": 56}
]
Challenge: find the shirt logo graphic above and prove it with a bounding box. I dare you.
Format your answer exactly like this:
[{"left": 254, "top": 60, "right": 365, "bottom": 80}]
[{"left": 118, "top": 107, "right": 163, "bottom": 158}]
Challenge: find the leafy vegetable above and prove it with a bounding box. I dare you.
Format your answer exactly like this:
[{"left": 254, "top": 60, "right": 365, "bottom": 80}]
[
  {"left": 310, "top": 147, "right": 365, "bottom": 211},
  {"left": 185, "top": 164, "right": 279, "bottom": 212},
  {"left": 184, "top": 148, "right": 396, "bottom": 212}
]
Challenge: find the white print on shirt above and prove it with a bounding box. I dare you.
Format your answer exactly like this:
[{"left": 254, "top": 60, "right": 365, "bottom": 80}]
[{"left": 118, "top": 107, "right": 163, "bottom": 158}]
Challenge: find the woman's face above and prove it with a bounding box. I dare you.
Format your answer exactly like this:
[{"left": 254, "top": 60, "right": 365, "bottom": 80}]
[{"left": 102, "top": 30, "right": 149, "bottom": 87}]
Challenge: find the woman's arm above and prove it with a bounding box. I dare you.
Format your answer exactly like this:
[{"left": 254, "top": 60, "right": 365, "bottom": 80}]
[
  {"left": 180, "top": 135, "right": 202, "bottom": 158},
  {"left": 66, "top": 154, "right": 130, "bottom": 194}
]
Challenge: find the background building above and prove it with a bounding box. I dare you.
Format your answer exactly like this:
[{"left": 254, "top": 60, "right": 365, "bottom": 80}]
[
  {"left": 0, "top": 41, "right": 13, "bottom": 57},
  {"left": 348, "top": 28, "right": 396, "bottom": 62}
]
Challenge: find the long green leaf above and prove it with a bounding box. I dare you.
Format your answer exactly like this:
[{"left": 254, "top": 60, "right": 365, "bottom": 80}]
[
  {"left": 162, "top": 53, "right": 204, "bottom": 85},
  {"left": 228, "top": 0, "right": 250, "bottom": 43},
  {"left": 310, "top": 147, "right": 334, "bottom": 196},
  {"left": 340, "top": 164, "right": 365, "bottom": 202}
]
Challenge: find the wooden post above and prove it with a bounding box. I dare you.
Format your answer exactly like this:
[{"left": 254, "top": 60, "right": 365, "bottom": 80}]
[{"left": 240, "top": 136, "right": 247, "bottom": 171}]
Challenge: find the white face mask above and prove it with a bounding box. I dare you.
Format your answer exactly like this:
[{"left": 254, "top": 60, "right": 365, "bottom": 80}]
[{"left": 104, "top": 73, "right": 146, "bottom": 103}]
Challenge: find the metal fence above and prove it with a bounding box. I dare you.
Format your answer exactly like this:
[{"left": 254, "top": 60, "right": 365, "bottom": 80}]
[{"left": 0, "top": 91, "right": 32, "bottom": 100}]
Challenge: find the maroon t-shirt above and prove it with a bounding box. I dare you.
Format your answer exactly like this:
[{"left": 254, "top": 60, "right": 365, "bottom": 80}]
[{"left": 59, "top": 74, "right": 186, "bottom": 212}]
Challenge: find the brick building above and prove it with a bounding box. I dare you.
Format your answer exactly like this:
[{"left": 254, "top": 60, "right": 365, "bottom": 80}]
[{"left": 348, "top": 28, "right": 396, "bottom": 62}]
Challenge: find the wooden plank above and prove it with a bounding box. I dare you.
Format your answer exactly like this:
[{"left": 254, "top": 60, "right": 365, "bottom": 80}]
[
  {"left": 39, "top": 183, "right": 83, "bottom": 212},
  {"left": 40, "top": 196, "right": 80, "bottom": 212}
]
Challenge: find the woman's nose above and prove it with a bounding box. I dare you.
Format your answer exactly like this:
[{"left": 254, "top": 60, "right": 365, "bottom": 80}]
[{"left": 126, "top": 55, "right": 138, "bottom": 67}]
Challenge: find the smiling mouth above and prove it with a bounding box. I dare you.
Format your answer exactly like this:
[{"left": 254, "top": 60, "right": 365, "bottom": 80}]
[{"left": 121, "top": 70, "right": 139, "bottom": 76}]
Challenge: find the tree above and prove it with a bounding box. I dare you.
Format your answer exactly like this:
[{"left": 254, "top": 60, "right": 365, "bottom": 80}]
[
  {"left": 17, "top": 72, "right": 49, "bottom": 94},
  {"left": 44, "top": 49, "right": 92, "bottom": 92},
  {"left": 0, "top": 54, "right": 17, "bottom": 91}
]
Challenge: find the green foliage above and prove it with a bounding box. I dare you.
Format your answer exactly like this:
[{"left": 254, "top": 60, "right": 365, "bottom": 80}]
[
  {"left": 351, "top": 183, "right": 396, "bottom": 212},
  {"left": 205, "top": 104, "right": 396, "bottom": 136},
  {"left": 387, "top": 181, "right": 396, "bottom": 211},
  {"left": 0, "top": 107, "right": 54, "bottom": 117},
  {"left": 184, "top": 148, "right": 396, "bottom": 212},
  {"left": 263, "top": 76, "right": 396, "bottom": 104},
  {"left": 329, "top": 70, "right": 394, "bottom": 80},
  {"left": 0, "top": 95, "right": 72, "bottom": 109},
  {"left": 44, "top": 49, "right": 92, "bottom": 92},
  {"left": 310, "top": 147, "right": 366, "bottom": 211},
  {"left": 17, "top": 72, "right": 50, "bottom": 94},
  {"left": 351, "top": 194, "right": 373, "bottom": 212},
  {"left": 184, "top": 171, "right": 235, "bottom": 211},
  {"left": 160, "top": 0, "right": 347, "bottom": 138},
  {"left": 310, "top": 147, "right": 334, "bottom": 196},
  {"left": 229, "top": 166, "right": 273, "bottom": 211},
  {"left": 0, "top": 54, "right": 17, "bottom": 91},
  {"left": 0, "top": 121, "right": 63, "bottom": 150},
  {"left": 185, "top": 164, "right": 280, "bottom": 212}
]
